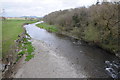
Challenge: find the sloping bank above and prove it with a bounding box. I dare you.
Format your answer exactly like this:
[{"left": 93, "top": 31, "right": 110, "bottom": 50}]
[
  {"left": 38, "top": 3, "right": 119, "bottom": 58},
  {"left": 2, "top": 20, "right": 37, "bottom": 78},
  {"left": 36, "top": 22, "right": 120, "bottom": 59}
]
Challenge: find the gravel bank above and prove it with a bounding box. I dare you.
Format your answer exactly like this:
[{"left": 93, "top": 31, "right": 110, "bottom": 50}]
[{"left": 14, "top": 39, "right": 86, "bottom": 78}]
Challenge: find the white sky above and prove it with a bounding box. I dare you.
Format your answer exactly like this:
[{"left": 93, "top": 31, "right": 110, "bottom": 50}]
[{"left": 0, "top": 0, "right": 116, "bottom": 17}]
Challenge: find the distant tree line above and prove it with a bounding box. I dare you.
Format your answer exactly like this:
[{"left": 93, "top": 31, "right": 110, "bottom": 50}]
[{"left": 43, "top": 2, "right": 120, "bottom": 54}]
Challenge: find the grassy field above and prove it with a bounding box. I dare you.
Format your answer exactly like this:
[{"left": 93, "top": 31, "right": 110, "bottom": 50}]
[
  {"left": 2, "top": 20, "right": 37, "bottom": 59},
  {"left": 0, "top": 20, "right": 2, "bottom": 59},
  {"left": 36, "top": 23, "right": 58, "bottom": 32}
]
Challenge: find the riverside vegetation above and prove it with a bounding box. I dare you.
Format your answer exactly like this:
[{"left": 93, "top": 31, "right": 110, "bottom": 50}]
[
  {"left": 36, "top": 23, "right": 58, "bottom": 32},
  {"left": 37, "top": 2, "right": 120, "bottom": 57},
  {"left": 2, "top": 19, "right": 37, "bottom": 66}
]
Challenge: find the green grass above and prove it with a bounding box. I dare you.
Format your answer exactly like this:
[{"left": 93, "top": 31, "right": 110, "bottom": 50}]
[
  {"left": 24, "top": 41, "right": 34, "bottom": 61},
  {"left": 24, "top": 42, "right": 34, "bottom": 54},
  {"left": 0, "top": 20, "right": 2, "bottom": 59},
  {"left": 17, "top": 51, "right": 26, "bottom": 55},
  {"left": 2, "top": 20, "right": 37, "bottom": 59},
  {"left": 16, "top": 36, "right": 34, "bottom": 62},
  {"left": 25, "top": 54, "right": 34, "bottom": 61},
  {"left": 17, "top": 41, "right": 35, "bottom": 62},
  {"left": 36, "top": 23, "right": 58, "bottom": 32},
  {"left": 26, "top": 20, "right": 38, "bottom": 24}
]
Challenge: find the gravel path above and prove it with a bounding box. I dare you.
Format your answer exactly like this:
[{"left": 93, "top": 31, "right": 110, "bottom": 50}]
[{"left": 14, "top": 39, "right": 86, "bottom": 78}]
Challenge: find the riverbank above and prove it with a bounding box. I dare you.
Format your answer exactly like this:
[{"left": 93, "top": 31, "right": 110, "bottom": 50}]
[
  {"left": 59, "top": 31, "right": 120, "bottom": 58},
  {"left": 13, "top": 39, "right": 87, "bottom": 78},
  {"left": 2, "top": 20, "right": 37, "bottom": 61},
  {"left": 42, "top": 3, "right": 119, "bottom": 59},
  {"left": 2, "top": 20, "right": 37, "bottom": 78},
  {"left": 16, "top": 22, "right": 118, "bottom": 78},
  {"left": 36, "top": 23, "right": 58, "bottom": 32},
  {"left": 36, "top": 22, "right": 120, "bottom": 59}
]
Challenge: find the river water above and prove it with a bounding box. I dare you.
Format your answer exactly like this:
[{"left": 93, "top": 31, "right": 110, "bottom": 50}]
[{"left": 25, "top": 22, "right": 119, "bottom": 78}]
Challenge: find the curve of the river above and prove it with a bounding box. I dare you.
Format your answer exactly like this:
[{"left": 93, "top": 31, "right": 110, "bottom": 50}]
[{"left": 24, "top": 22, "right": 119, "bottom": 78}]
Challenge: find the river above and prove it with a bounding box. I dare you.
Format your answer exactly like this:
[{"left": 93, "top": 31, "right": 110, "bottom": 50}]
[{"left": 23, "top": 21, "right": 119, "bottom": 78}]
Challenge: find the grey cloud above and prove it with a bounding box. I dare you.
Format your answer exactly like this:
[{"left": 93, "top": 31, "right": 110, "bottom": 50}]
[{"left": 2, "top": 0, "right": 97, "bottom": 17}]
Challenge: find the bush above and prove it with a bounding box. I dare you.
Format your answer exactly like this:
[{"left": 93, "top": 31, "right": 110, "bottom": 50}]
[{"left": 43, "top": 3, "right": 120, "bottom": 53}]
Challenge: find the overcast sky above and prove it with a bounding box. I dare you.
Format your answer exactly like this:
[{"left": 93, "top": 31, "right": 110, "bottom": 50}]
[{"left": 0, "top": 0, "right": 113, "bottom": 17}]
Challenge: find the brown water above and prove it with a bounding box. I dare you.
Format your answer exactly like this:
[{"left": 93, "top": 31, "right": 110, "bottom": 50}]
[{"left": 25, "top": 22, "right": 119, "bottom": 78}]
